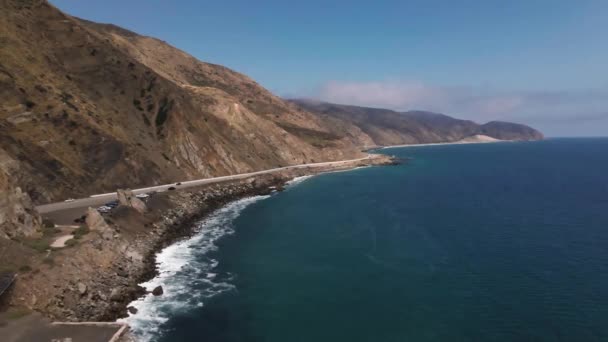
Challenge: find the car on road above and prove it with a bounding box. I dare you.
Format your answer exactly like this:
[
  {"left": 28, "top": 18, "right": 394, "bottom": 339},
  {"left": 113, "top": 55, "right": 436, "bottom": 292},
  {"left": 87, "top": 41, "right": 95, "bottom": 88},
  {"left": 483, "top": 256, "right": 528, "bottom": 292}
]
[
  {"left": 168, "top": 186, "right": 176, "bottom": 191},
  {"left": 97, "top": 205, "right": 112, "bottom": 213},
  {"left": 176, "top": 182, "right": 182, "bottom": 185},
  {"left": 135, "top": 193, "right": 149, "bottom": 199},
  {"left": 104, "top": 201, "right": 119, "bottom": 208},
  {"left": 64, "top": 198, "right": 75, "bottom": 202}
]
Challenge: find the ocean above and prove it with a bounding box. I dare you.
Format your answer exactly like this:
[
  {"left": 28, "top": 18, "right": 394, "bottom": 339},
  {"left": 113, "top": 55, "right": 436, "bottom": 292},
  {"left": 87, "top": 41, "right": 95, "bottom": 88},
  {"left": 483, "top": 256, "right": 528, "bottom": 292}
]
[{"left": 123, "top": 138, "right": 608, "bottom": 342}]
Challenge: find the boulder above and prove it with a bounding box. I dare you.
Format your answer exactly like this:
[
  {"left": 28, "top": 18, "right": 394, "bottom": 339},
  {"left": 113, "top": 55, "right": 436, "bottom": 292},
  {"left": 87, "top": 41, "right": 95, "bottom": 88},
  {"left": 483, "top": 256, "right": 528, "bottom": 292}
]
[
  {"left": 127, "top": 306, "right": 138, "bottom": 314},
  {"left": 116, "top": 189, "right": 132, "bottom": 206},
  {"left": 85, "top": 208, "right": 113, "bottom": 240},
  {"left": 117, "top": 189, "right": 147, "bottom": 214},
  {"left": 129, "top": 197, "right": 147, "bottom": 214},
  {"left": 151, "top": 285, "right": 163, "bottom": 296},
  {"left": 109, "top": 288, "right": 123, "bottom": 302},
  {"left": 86, "top": 208, "right": 109, "bottom": 231},
  {"left": 77, "top": 282, "right": 87, "bottom": 296},
  {"left": 0, "top": 161, "right": 42, "bottom": 239}
]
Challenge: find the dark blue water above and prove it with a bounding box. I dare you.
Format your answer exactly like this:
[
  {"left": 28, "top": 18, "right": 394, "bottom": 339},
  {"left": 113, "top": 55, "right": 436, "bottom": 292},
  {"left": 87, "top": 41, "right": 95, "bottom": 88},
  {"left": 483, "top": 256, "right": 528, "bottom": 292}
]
[{"left": 136, "top": 138, "right": 608, "bottom": 341}]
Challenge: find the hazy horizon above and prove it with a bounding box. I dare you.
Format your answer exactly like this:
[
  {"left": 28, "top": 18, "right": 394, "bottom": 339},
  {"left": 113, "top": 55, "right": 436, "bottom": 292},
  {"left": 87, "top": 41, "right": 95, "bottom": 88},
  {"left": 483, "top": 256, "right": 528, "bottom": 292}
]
[{"left": 50, "top": 0, "right": 608, "bottom": 137}]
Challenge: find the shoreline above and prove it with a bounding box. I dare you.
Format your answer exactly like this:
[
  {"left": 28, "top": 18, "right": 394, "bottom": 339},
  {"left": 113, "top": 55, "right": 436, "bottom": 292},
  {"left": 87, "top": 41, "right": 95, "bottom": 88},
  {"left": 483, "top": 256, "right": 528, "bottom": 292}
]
[
  {"left": 378, "top": 138, "right": 508, "bottom": 150},
  {"left": 2, "top": 153, "right": 397, "bottom": 340},
  {"left": 110, "top": 158, "right": 395, "bottom": 321},
  {"left": 113, "top": 154, "right": 397, "bottom": 339}
]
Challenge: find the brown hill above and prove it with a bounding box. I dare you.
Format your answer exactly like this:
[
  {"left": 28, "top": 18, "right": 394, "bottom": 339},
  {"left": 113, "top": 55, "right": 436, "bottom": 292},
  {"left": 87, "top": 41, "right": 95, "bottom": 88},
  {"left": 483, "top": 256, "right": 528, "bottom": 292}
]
[
  {"left": 0, "top": 0, "right": 362, "bottom": 203},
  {"left": 1, "top": 1, "right": 542, "bottom": 206},
  {"left": 289, "top": 100, "right": 544, "bottom": 147}
]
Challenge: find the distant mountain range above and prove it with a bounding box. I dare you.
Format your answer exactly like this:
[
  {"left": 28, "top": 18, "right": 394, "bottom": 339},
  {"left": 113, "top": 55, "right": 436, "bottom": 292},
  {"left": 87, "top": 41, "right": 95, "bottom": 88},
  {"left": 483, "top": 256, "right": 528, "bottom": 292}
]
[
  {"left": 0, "top": 0, "right": 542, "bottom": 206},
  {"left": 289, "top": 99, "right": 543, "bottom": 148}
]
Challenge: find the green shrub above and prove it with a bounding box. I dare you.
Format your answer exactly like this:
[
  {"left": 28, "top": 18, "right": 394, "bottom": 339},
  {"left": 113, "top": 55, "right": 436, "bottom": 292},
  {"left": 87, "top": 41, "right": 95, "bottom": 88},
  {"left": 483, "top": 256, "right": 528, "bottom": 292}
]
[
  {"left": 155, "top": 97, "right": 173, "bottom": 127},
  {"left": 18, "top": 265, "right": 32, "bottom": 273},
  {"left": 65, "top": 238, "right": 77, "bottom": 247},
  {"left": 73, "top": 226, "right": 90, "bottom": 239},
  {"left": 6, "top": 308, "right": 31, "bottom": 320},
  {"left": 42, "top": 219, "right": 55, "bottom": 229},
  {"left": 20, "top": 238, "right": 50, "bottom": 253},
  {"left": 42, "top": 227, "right": 60, "bottom": 237}
]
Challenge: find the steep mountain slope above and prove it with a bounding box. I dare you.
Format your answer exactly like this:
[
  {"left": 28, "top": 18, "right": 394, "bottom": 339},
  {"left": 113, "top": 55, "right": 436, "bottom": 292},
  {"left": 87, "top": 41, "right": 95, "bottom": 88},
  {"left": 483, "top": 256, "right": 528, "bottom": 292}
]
[
  {"left": 290, "top": 100, "right": 544, "bottom": 146},
  {"left": 0, "top": 0, "right": 542, "bottom": 206},
  {"left": 478, "top": 121, "right": 544, "bottom": 141},
  {"left": 0, "top": 0, "right": 361, "bottom": 203}
]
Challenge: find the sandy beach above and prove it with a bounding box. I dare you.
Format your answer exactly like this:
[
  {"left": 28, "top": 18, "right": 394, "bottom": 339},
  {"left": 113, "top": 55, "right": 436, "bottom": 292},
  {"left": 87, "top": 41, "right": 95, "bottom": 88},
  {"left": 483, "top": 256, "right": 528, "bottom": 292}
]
[{"left": 380, "top": 134, "right": 504, "bottom": 150}]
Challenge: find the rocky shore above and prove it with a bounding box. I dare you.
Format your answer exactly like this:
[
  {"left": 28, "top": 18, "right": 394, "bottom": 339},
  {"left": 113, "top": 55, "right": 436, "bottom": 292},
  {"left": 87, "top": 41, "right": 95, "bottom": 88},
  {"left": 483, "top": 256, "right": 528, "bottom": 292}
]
[{"left": 6, "top": 154, "right": 395, "bottom": 324}]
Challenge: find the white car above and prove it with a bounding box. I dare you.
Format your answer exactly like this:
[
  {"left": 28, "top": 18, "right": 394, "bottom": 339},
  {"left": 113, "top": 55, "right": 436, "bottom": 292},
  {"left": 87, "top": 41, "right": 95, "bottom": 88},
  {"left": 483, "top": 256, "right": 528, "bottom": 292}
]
[
  {"left": 64, "top": 198, "right": 75, "bottom": 202},
  {"left": 97, "top": 206, "right": 112, "bottom": 213},
  {"left": 135, "top": 193, "right": 149, "bottom": 199}
]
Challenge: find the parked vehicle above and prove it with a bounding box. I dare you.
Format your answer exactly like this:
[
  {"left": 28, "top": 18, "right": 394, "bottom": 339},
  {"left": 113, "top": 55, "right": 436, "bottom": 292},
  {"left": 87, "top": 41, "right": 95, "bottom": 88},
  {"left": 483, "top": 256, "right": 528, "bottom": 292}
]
[
  {"left": 97, "top": 205, "right": 112, "bottom": 213},
  {"left": 168, "top": 186, "right": 176, "bottom": 191},
  {"left": 104, "top": 201, "right": 118, "bottom": 208}
]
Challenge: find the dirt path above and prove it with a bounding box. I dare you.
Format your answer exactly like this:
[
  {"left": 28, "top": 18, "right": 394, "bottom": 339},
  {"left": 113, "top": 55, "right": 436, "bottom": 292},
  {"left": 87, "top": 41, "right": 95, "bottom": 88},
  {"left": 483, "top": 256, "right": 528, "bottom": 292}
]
[
  {"left": 0, "top": 312, "right": 124, "bottom": 342},
  {"left": 51, "top": 234, "right": 74, "bottom": 248}
]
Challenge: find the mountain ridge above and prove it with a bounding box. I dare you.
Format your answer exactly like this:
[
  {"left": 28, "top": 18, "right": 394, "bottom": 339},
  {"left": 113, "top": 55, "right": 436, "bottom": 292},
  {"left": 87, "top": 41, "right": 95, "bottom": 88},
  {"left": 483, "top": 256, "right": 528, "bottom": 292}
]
[
  {"left": 1, "top": 0, "right": 541, "bottom": 207},
  {"left": 289, "top": 99, "right": 544, "bottom": 147},
  {"left": 0, "top": 0, "right": 363, "bottom": 204}
]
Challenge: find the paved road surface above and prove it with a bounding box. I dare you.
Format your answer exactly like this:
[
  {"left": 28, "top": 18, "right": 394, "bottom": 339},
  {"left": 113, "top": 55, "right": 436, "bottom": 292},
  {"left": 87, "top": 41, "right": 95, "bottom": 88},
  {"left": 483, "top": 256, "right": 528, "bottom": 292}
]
[{"left": 36, "top": 155, "right": 375, "bottom": 222}]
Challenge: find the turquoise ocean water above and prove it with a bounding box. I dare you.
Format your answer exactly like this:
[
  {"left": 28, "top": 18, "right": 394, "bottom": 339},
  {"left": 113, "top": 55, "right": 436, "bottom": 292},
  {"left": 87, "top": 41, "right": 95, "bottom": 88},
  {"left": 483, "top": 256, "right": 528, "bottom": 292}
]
[{"left": 126, "top": 138, "right": 608, "bottom": 341}]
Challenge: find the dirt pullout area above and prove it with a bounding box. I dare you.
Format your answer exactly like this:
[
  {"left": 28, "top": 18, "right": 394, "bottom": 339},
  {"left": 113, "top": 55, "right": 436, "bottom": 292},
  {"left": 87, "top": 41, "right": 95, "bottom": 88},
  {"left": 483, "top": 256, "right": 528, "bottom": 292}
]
[
  {"left": 2, "top": 155, "right": 394, "bottom": 323},
  {"left": 0, "top": 312, "right": 125, "bottom": 342}
]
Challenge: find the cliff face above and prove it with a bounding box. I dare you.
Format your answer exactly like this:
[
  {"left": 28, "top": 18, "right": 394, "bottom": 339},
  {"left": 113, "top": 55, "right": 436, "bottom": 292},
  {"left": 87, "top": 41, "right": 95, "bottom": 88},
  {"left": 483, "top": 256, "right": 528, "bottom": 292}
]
[
  {"left": 0, "top": 149, "right": 41, "bottom": 239},
  {"left": 290, "top": 100, "right": 544, "bottom": 147},
  {"left": 479, "top": 121, "right": 544, "bottom": 141},
  {"left": 0, "top": 0, "right": 543, "bottom": 210},
  {"left": 0, "top": 0, "right": 361, "bottom": 204}
]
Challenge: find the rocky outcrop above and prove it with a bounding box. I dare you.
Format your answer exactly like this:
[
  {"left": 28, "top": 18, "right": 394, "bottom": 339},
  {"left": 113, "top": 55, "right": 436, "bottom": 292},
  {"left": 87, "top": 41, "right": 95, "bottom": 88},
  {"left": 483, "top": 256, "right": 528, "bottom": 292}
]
[
  {"left": 0, "top": 159, "right": 41, "bottom": 239},
  {"left": 85, "top": 207, "right": 114, "bottom": 240},
  {"left": 117, "top": 189, "right": 147, "bottom": 214},
  {"left": 151, "top": 286, "right": 163, "bottom": 296}
]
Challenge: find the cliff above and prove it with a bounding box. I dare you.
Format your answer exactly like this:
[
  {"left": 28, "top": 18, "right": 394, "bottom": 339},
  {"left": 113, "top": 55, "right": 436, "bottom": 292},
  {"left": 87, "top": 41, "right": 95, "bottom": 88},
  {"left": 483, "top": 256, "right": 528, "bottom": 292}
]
[
  {"left": 0, "top": 148, "right": 41, "bottom": 239},
  {"left": 0, "top": 0, "right": 362, "bottom": 204},
  {"left": 1, "top": 0, "right": 542, "bottom": 245}
]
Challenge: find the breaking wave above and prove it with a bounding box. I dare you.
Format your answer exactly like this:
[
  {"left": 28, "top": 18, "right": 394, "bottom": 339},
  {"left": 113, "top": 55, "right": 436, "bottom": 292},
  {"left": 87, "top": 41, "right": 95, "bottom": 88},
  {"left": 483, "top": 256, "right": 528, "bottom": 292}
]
[
  {"left": 119, "top": 196, "right": 269, "bottom": 341},
  {"left": 286, "top": 175, "right": 314, "bottom": 187}
]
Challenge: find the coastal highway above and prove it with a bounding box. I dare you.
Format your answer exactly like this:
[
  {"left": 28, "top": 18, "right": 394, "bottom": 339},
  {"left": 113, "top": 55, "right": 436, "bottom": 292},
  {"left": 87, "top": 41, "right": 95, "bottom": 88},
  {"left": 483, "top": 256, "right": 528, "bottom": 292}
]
[{"left": 36, "top": 155, "right": 378, "bottom": 219}]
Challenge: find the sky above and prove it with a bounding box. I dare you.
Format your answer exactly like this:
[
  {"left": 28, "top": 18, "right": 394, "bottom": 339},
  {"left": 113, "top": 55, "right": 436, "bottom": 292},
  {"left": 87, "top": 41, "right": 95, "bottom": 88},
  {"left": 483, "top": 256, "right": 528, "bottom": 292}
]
[{"left": 51, "top": 0, "right": 608, "bottom": 136}]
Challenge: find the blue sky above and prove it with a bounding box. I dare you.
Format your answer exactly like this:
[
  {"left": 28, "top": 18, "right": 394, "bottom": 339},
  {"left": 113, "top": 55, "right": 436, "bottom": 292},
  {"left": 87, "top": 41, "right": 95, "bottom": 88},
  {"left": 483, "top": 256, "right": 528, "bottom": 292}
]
[{"left": 51, "top": 0, "right": 608, "bottom": 136}]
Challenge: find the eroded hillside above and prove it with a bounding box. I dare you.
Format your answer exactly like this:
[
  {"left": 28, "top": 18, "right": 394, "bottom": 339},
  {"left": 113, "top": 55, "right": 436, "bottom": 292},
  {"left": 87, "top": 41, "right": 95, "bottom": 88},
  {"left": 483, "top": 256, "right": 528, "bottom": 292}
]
[
  {"left": 0, "top": 0, "right": 543, "bottom": 206},
  {"left": 0, "top": 0, "right": 362, "bottom": 203}
]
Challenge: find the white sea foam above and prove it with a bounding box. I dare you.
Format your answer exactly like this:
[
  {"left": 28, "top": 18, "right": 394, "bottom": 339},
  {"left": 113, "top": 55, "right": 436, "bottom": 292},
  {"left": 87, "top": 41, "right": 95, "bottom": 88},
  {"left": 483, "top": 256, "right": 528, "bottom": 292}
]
[
  {"left": 119, "top": 196, "right": 268, "bottom": 341},
  {"left": 323, "top": 165, "right": 371, "bottom": 175},
  {"left": 286, "top": 166, "right": 371, "bottom": 188},
  {"left": 286, "top": 175, "right": 314, "bottom": 187}
]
